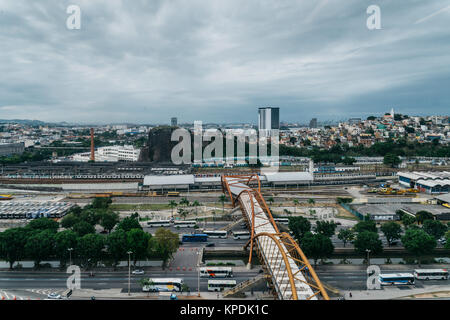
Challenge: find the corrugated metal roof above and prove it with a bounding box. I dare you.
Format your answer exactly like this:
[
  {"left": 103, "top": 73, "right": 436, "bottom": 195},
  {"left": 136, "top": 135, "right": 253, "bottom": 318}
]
[
  {"left": 263, "top": 172, "right": 313, "bottom": 182},
  {"left": 143, "top": 175, "right": 195, "bottom": 186},
  {"left": 435, "top": 193, "right": 450, "bottom": 203}
]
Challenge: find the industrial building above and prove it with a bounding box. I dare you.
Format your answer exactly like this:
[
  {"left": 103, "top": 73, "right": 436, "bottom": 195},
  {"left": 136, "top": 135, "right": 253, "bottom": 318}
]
[
  {"left": 398, "top": 171, "right": 450, "bottom": 194},
  {"left": 71, "top": 145, "right": 141, "bottom": 162},
  {"left": 0, "top": 142, "right": 25, "bottom": 157},
  {"left": 258, "top": 107, "right": 279, "bottom": 135},
  {"left": 142, "top": 171, "right": 313, "bottom": 191},
  {"left": 0, "top": 202, "right": 74, "bottom": 219}
]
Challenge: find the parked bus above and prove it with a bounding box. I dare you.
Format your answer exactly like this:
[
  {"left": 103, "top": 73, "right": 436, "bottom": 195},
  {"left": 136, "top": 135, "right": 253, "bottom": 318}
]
[
  {"left": 274, "top": 218, "right": 289, "bottom": 225},
  {"left": 182, "top": 234, "right": 208, "bottom": 242},
  {"left": 414, "top": 269, "right": 449, "bottom": 280},
  {"left": 207, "top": 280, "right": 237, "bottom": 292},
  {"left": 167, "top": 191, "right": 180, "bottom": 197},
  {"left": 232, "top": 231, "right": 251, "bottom": 240},
  {"left": 142, "top": 278, "right": 184, "bottom": 292},
  {"left": 203, "top": 230, "right": 227, "bottom": 239},
  {"left": 174, "top": 220, "right": 197, "bottom": 228},
  {"left": 147, "top": 220, "right": 172, "bottom": 227},
  {"left": 378, "top": 273, "right": 415, "bottom": 286},
  {"left": 200, "top": 267, "right": 233, "bottom": 278}
]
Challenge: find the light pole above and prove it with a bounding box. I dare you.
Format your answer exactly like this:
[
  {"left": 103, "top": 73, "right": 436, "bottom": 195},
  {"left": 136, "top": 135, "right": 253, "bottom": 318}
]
[
  {"left": 127, "top": 251, "right": 133, "bottom": 296},
  {"left": 68, "top": 248, "right": 73, "bottom": 266},
  {"left": 366, "top": 249, "right": 371, "bottom": 265}
]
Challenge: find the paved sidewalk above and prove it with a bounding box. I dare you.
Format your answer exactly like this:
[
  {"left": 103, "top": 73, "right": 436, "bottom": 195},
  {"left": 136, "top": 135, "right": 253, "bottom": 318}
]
[{"left": 342, "top": 285, "right": 450, "bottom": 300}]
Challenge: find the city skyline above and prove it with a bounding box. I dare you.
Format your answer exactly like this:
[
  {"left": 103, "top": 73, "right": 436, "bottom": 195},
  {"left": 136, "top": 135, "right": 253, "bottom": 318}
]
[{"left": 1, "top": 1, "right": 450, "bottom": 124}]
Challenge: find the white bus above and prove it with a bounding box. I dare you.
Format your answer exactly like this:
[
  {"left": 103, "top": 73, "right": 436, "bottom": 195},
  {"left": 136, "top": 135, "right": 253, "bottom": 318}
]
[
  {"left": 414, "top": 269, "right": 449, "bottom": 280},
  {"left": 147, "top": 220, "right": 172, "bottom": 227},
  {"left": 200, "top": 267, "right": 233, "bottom": 278},
  {"left": 174, "top": 220, "right": 197, "bottom": 228},
  {"left": 232, "top": 231, "right": 251, "bottom": 240},
  {"left": 378, "top": 273, "right": 415, "bottom": 286},
  {"left": 142, "top": 278, "right": 184, "bottom": 292},
  {"left": 203, "top": 230, "right": 227, "bottom": 239},
  {"left": 207, "top": 280, "right": 236, "bottom": 292},
  {"left": 274, "top": 218, "right": 289, "bottom": 225}
]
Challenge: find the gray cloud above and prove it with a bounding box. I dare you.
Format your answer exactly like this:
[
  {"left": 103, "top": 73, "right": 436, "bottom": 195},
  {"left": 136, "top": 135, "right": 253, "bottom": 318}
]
[{"left": 0, "top": 0, "right": 449, "bottom": 124}]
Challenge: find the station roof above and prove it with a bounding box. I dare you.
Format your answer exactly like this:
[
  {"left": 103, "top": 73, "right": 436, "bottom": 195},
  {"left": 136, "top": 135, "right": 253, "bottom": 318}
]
[
  {"left": 263, "top": 172, "right": 313, "bottom": 183},
  {"left": 434, "top": 193, "right": 450, "bottom": 203},
  {"left": 143, "top": 174, "right": 195, "bottom": 186}
]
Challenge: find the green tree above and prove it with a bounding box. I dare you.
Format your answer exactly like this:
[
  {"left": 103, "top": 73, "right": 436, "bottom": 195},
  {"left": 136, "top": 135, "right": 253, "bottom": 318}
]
[
  {"left": 401, "top": 214, "right": 416, "bottom": 228},
  {"left": 77, "top": 233, "right": 105, "bottom": 269},
  {"left": 179, "top": 197, "right": 190, "bottom": 208},
  {"left": 192, "top": 200, "right": 201, "bottom": 217},
  {"left": 24, "top": 230, "right": 55, "bottom": 268},
  {"left": 79, "top": 209, "right": 102, "bottom": 225},
  {"left": 219, "top": 194, "right": 227, "bottom": 215},
  {"left": 117, "top": 216, "right": 142, "bottom": 232},
  {"left": 60, "top": 214, "right": 81, "bottom": 229},
  {"left": 169, "top": 200, "right": 178, "bottom": 218},
  {"left": 314, "top": 221, "right": 337, "bottom": 238},
  {"left": 149, "top": 228, "right": 179, "bottom": 269},
  {"left": 126, "top": 228, "right": 150, "bottom": 266},
  {"left": 380, "top": 222, "right": 402, "bottom": 246},
  {"left": 267, "top": 197, "right": 275, "bottom": 206},
  {"left": 383, "top": 153, "right": 401, "bottom": 167},
  {"left": 107, "top": 230, "right": 128, "bottom": 268},
  {"left": 72, "top": 221, "right": 96, "bottom": 237},
  {"left": 308, "top": 198, "right": 315, "bottom": 205},
  {"left": 354, "top": 231, "right": 383, "bottom": 256},
  {"left": 0, "top": 228, "right": 28, "bottom": 269},
  {"left": 288, "top": 216, "right": 311, "bottom": 241},
  {"left": 292, "top": 199, "right": 299, "bottom": 214},
  {"left": 415, "top": 211, "right": 434, "bottom": 225},
  {"left": 300, "top": 232, "right": 334, "bottom": 266},
  {"left": 99, "top": 211, "right": 120, "bottom": 233},
  {"left": 337, "top": 229, "right": 354, "bottom": 247},
  {"left": 353, "top": 220, "right": 377, "bottom": 234},
  {"left": 423, "top": 220, "right": 447, "bottom": 240},
  {"left": 401, "top": 228, "right": 436, "bottom": 265},
  {"left": 54, "top": 230, "right": 78, "bottom": 267},
  {"left": 444, "top": 230, "right": 450, "bottom": 249},
  {"left": 91, "top": 197, "right": 112, "bottom": 209},
  {"left": 26, "top": 218, "right": 59, "bottom": 232}
]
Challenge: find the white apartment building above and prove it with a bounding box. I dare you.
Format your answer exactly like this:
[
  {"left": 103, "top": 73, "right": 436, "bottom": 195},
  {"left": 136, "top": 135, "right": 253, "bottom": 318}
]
[{"left": 71, "top": 145, "right": 140, "bottom": 162}]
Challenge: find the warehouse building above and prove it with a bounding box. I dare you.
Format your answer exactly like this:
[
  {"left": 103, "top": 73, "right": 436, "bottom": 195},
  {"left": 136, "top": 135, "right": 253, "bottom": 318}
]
[
  {"left": 398, "top": 171, "right": 450, "bottom": 194},
  {"left": 142, "top": 172, "right": 313, "bottom": 191}
]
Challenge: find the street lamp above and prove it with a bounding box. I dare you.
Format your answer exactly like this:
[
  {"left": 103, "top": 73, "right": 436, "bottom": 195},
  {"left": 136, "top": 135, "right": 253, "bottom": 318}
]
[
  {"left": 127, "top": 251, "right": 133, "bottom": 296},
  {"left": 67, "top": 248, "right": 73, "bottom": 266},
  {"left": 366, "top": 249, "right": 371, "bottom": 265}
]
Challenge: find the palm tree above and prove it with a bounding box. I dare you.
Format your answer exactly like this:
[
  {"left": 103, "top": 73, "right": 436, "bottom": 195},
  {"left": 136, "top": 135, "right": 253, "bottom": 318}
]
[
  {"left": 308, "top": 198, "right": 315, "bottom": 206},
  {"left": 178, "top": 208, "right": 188, "bottom": 220},
  {"left": 180, "top": 197, "right": 190, "bottom": 208},
  {"left": 218, "top": 194, "right": 227, "bottom": 215},
  {"left": 293, "top": 199, "right": 299, "bottom": 214},
  {"left": 139, "top": 278, "right": 154, "bottom": 297},
  {"left": 192, "top": 200, "right": 201, "bottom": 218},
  {"left": 169, "top": 200, "right": 177, "bottom": 218}
]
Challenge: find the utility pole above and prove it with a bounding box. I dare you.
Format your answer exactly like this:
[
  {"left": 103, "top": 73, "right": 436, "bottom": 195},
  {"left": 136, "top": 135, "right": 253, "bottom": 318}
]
[
  {"left": 127, "top": 251, "right": 133, "bottom": 296},
  {"left": 68, "top": 248, "right": 73, "bottom": 266},
  {"left": 366, "top": 249, "right": 371, "bottom": 265}
]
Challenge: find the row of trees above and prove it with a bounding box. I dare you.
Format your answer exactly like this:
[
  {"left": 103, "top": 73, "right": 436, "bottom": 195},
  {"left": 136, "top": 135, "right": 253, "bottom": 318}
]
[
  {"left": 288, "top": 212, "right": 450, "bottom": 265},
  {"left": 0, "top": 199, "right": 180, "bottom": 269},
  {"left": 280, "top": 139, "right": 450, "bottom": 164}
]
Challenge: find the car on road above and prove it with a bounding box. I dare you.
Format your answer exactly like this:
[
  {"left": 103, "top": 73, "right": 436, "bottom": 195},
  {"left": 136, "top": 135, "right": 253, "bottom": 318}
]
[
  {"left": 170, "top": 293, "right": 178, "bottom": 300},
  {"left": 205, "top": 242, "right": 215, "bottom": 247},
  {"left": 47, "top": 292, "right": 62, "bottom": 300},
  {"left": 132, "top": 269, "right": 145, "bottom": 275}
]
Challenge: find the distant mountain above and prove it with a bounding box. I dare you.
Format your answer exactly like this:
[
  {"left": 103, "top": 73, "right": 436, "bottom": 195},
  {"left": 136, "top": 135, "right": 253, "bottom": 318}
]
[{"left": 0, "top": 119, "right": 47, "bottom": 125}]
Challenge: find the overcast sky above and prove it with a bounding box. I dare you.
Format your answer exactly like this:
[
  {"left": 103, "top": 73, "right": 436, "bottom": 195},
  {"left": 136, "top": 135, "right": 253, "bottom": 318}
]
[{"left": 0, "top": 0, "right": 449, "bottom": 124}]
